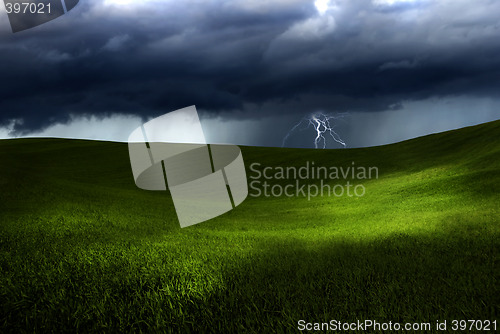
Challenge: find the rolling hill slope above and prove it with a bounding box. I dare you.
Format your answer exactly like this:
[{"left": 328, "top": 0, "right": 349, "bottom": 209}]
[{"left": 0, "top": 120, "right": 499, "bottom": 332}]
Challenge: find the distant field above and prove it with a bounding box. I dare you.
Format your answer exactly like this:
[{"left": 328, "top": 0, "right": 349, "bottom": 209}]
[{"left": 0, "top": 121, "right": 499, "bottom": 332}]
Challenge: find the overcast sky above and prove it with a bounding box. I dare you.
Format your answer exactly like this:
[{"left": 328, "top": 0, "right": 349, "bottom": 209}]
[{"left": 0, "top": 0, "right": 499, "bottom": 148}]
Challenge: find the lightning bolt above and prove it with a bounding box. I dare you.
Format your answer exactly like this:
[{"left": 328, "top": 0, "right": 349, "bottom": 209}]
[{"left": 282, "top": 112, "right": 347, "bottom": 149}]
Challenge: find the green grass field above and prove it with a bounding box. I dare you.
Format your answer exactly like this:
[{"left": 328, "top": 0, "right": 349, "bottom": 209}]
[{"left": 1, "top": 121, "right": 499, "bottom": 332}]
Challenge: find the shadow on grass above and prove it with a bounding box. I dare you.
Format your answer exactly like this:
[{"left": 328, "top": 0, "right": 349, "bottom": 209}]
[
  {"left": 1, "top": 224, "right": 497, "bottom": 333},
  {"left": 209, "top": 230, "right": 497, "bottom": 332}
]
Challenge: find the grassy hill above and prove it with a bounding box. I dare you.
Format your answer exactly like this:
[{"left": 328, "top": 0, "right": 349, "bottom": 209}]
[{"left": 0, "top": 121, "right": 499, "bottom": 332}]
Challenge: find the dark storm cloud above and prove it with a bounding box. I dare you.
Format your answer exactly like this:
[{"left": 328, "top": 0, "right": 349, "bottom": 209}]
[{"left": 0, "top": 0, "right": 499, "bottom": 133}]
